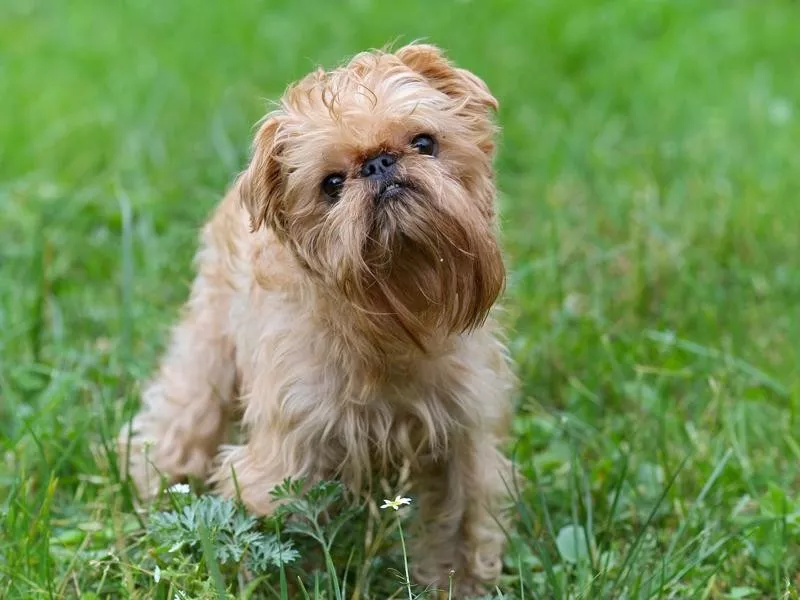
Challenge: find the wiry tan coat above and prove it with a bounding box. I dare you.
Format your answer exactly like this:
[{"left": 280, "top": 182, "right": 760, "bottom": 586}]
[{"left": 120, "top": 43, "right": 516, "bottom": 595}]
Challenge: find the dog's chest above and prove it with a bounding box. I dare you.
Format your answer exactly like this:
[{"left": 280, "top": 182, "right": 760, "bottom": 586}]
[
  {"left": 232, "top": 285, "right": 508, "bottom": 479},
  {"left": 236, "top": 319, "right": 465, "bottom": 461},
  {"left": 317, "top": 363, "right": 465, "bottom": 464},
  {"left": 314, "top": 377, "right": 462, "bottom": 486}
]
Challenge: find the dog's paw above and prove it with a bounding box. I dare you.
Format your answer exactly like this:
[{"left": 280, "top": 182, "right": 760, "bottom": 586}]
[
  {"left": 412, "top": 565, "right": 496, "bottom": 600},
  {"left": 117, "top": 429, "right": 165, "bottom": 500},
  {"left": 449, "top": 575, "right": 493, "bottom": 599}
]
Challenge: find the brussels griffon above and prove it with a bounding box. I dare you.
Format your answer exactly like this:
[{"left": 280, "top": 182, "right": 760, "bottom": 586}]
[{"left": 120, "top": 43, "right": 516, "bottom": 595}]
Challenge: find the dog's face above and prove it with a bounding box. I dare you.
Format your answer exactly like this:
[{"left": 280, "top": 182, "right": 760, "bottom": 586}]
[{"left": 240, "top": 44, "right": 505, "bottom": 348}]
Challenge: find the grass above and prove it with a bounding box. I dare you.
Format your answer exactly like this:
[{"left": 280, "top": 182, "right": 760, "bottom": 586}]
[{"left": 1, "top": 0, "right": 799, "bottom": 597}]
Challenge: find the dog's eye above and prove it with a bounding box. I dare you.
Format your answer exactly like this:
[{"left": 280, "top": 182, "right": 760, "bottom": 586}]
[
  {"left": 321, "top": 173, "right": 346, "bottom": 200},
  {"left": 411, "top": 134, "right": 438, "bottom": 157}
]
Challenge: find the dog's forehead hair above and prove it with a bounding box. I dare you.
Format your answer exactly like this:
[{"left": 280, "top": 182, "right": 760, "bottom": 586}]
[
  {"left": 292, "top": 52, "right": 447, "bottom": 114},
  {"left": 278, "top": 54, "right": 456, "bottom": 161}
]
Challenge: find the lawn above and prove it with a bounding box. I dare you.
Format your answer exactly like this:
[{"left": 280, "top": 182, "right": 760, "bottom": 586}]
[{"left": 1, "top": 0, "right": 799, "bottom": 598}]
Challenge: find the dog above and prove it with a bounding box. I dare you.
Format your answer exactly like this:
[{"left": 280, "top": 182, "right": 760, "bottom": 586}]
[{"left": 119, "top": 43, "right": 516, "bottom": 596}]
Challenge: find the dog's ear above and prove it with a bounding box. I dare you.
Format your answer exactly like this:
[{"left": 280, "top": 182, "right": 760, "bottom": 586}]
[
  {"left": 238, "top": 114, "right": 286, "bottom": 234},
  {"left": 395, "top": 43, "right": 498, "bottom": 113}
]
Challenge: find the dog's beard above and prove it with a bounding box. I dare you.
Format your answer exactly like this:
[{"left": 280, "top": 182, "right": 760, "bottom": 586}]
[{"left": 331, "top": 174, "right": 505, "bottom": 351}]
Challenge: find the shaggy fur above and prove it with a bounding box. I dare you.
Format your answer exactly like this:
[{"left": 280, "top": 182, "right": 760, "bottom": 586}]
[{"left": 119, "top": 43, "right": 516, "bottom": 596}]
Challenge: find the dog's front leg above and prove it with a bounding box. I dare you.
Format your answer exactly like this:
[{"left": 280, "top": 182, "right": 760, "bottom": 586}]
[
  {"left": 210, "top": 436, "right": 317, "bottom": 515},
  {"left": 412, "top": 437, "right": 511, "bottom": 597}
]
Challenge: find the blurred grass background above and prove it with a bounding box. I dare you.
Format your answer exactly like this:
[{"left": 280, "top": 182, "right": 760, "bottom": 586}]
[{"left": 1, "top": 0, "right": 799, "bottom": 598}]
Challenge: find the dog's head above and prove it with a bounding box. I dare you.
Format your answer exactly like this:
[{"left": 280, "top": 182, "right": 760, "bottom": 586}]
[{"left": 239, "top": 43, "right": 505, "bottom": 348}]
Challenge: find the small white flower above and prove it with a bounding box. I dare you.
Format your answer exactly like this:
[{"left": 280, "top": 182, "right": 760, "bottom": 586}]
[
  {"left": 380, "top": 496, "right": 412, "bottom": 511},
  {"left": 153, "top": 565, "right": 161, "bottom": 583},
  {"left": 167, "top": 483, "right": 191, "bottom": 494}
]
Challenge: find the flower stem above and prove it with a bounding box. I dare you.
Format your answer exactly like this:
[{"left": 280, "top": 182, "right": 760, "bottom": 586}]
[{"left": 397, "top": 518, "right": 413, "bottom": 600}]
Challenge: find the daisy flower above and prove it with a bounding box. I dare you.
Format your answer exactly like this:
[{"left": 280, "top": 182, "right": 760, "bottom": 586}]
[{"left": 380, "top": 496, "right": 412, "bottom": 511}]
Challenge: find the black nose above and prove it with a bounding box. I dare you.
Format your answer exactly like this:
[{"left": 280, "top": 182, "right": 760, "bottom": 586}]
[{"left": 360, "top": 153, "right": 397, "bottom": 180}]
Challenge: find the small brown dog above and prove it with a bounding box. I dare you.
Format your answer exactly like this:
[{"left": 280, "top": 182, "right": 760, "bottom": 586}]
[{"left": 120, "top": 43, "right": 515, "bottom": 595}]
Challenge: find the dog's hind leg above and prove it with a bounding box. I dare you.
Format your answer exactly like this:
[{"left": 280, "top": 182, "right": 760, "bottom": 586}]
[{"left": 118, "top": 222, "right": 238, "bottom": 499}]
